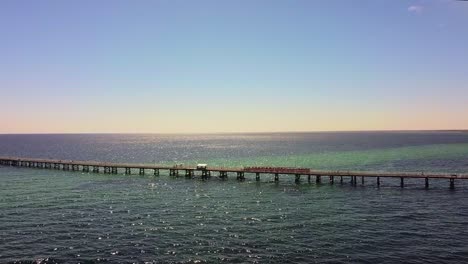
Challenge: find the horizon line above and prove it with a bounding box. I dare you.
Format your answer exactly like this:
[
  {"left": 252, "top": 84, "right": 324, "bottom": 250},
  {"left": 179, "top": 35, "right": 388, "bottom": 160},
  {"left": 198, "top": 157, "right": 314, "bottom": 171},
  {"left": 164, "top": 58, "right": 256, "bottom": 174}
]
[{"left": 1, "top": 129, "right": 468, "bottom": 135}]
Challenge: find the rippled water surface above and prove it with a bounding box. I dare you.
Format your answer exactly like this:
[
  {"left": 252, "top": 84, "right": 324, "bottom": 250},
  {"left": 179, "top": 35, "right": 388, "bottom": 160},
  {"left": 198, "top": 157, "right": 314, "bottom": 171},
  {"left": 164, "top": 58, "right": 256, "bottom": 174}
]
[{"left": 1, "top": 132, "right": 468, "bottom": 263}]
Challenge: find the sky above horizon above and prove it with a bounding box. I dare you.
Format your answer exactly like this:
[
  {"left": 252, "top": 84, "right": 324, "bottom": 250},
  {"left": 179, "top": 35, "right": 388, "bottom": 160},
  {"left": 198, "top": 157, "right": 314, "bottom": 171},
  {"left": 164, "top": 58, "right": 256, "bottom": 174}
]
[{"left": 1, "top": 0, "right": 468, "bottom": 133}]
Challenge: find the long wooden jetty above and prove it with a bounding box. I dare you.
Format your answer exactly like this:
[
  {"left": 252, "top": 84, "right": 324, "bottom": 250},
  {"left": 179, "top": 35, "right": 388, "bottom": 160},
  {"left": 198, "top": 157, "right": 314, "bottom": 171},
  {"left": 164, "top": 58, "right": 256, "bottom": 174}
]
[{"left": 1, "top": 156, "right": 467, "bottom": 189}]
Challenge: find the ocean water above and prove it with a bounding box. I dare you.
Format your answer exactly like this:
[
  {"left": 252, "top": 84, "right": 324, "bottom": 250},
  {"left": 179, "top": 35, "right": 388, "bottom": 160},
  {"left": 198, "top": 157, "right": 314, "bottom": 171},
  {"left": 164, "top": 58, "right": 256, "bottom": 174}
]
[{"left": 1, "top": 131, "right": 468, "bottom": 263}]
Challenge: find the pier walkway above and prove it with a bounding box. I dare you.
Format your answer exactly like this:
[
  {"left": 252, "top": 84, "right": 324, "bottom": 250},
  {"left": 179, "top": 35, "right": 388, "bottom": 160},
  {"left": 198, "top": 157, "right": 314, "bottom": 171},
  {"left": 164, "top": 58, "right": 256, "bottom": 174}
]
[{"left": 1, "top": 156, "right": 467, "bottom": 189}]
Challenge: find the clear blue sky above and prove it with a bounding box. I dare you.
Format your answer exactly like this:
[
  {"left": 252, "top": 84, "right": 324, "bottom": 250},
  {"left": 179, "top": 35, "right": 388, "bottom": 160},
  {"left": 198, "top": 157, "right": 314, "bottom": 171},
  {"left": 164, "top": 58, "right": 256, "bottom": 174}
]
[{"left": 1, "top": 0, "right": 467, "bottom": 133}]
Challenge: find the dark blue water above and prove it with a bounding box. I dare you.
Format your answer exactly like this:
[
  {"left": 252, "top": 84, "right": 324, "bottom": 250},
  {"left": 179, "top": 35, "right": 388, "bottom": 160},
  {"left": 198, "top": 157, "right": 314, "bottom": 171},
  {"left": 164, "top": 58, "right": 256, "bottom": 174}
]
[{"left": 1, "top": 131, "right": 468, "bottom": 263}]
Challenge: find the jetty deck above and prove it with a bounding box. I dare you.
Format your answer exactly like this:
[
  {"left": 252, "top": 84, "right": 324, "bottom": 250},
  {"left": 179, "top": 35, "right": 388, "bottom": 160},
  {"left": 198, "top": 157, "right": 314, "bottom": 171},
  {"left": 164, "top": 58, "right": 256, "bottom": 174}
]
[{"left": 1, "top": 156, "right": 467, "bottom": 189}]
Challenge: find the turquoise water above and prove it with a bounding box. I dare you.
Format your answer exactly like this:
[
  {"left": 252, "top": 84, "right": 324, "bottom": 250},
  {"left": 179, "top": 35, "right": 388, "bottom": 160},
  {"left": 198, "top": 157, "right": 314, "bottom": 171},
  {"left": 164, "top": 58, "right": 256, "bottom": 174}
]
[
  {"left": 183, "top": 143, "right": 468, "bottom": 173},
  {"left": 1, "top": 132, "right": 468, "bottom": 263}
]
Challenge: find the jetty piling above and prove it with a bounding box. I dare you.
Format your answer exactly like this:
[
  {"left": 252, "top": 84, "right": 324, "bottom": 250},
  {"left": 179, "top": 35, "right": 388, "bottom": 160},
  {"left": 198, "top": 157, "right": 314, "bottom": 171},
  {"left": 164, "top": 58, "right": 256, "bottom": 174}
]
[{"left": 295, "top": 174, "right": 301, "bottom": 183}]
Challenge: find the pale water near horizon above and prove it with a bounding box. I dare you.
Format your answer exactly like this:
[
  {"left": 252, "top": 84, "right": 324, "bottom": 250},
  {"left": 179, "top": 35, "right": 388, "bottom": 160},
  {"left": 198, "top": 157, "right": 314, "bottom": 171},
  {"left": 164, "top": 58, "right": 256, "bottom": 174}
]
[{"left": 1, "top": 131, "right": 468, "bottom": 263}]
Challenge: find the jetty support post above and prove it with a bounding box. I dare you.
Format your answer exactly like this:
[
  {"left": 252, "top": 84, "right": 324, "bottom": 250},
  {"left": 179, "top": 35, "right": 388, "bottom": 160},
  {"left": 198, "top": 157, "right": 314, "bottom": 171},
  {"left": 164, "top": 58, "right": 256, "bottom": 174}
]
[
  {"left": 361, "top": 176, "right": 364, "bottom": 185},
  {"left": 329, "top": 176, "right": 334, "bottom": 184},
  {"left": 83, "top": 165, "right": 89, "bottom": 172},
  {"left": 377, "top": 177, "right": 380, "bottom": 187},
  {"left": 125, "top": 168, "right": 131, "bottom": 175},
  {"left": 154, "top": 169, "right": 159, "bottom": 176},
  {"left": 450, "top": 178, "right": 455, "bottom": 189},
  {"left": 316, "top": 175, "right": 321, "bottom": 184},
  {"left": 256, "top": 172, "right": 260, "bottom": 181},
  {"left": 139, "top": 168, "right": 145, "bottom": 175},
  {"left": 400, "top": 177, "right": 404, "bottom": 188},
  {"left": 111, "top": 167, "right": 118, "bottom": 174},
  {"left": 425, "top": 177, "right": 429, "bottom": 189},
  {"left": 340, "top": 176, "right": 343, "bottom": 184},
  {"left": 92, "top": 166, "right": 99, "bottom": 173},
  {"left": 219, "top": 171, "right": 227, "bottom": 179},
  {"left": 308, "top": 175, "right": 311, "bottom": 183},
  {"left": 186, "top": 169, "right": 193, "bottom": 178},
  {"left": 295, "top": 174, "right": 301, "bottom": 183},
  {"left": 275, "top": 173, "right": 279, "bottom": 182}
]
